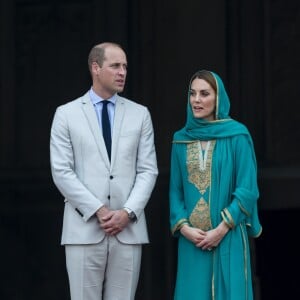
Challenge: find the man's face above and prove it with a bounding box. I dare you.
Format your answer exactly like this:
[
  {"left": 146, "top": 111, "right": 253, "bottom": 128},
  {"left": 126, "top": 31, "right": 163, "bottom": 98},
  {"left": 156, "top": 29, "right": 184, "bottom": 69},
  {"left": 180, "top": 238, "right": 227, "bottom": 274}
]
[{"left": 94, "top": 46, "right": 127, "bottom": 96}]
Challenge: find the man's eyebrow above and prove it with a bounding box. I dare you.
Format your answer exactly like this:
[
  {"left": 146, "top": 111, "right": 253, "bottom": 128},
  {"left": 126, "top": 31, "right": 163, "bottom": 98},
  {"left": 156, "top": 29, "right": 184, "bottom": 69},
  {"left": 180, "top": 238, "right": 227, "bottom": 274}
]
[{"left": 110, "top": 62, "right": 126, "bottom": 65}]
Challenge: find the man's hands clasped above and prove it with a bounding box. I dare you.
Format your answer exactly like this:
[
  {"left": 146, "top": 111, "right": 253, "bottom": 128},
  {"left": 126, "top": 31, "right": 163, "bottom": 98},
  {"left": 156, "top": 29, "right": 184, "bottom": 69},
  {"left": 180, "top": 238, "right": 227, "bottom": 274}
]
[{"left": 96, "top": 206, "right": 130, "bottom": 236}]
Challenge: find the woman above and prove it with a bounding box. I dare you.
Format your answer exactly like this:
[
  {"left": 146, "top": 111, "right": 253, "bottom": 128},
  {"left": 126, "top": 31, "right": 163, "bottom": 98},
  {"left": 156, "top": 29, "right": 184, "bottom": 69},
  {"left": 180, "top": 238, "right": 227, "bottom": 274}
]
[{"left": 169, "top": 70, "right": 262, "bottom": 300}]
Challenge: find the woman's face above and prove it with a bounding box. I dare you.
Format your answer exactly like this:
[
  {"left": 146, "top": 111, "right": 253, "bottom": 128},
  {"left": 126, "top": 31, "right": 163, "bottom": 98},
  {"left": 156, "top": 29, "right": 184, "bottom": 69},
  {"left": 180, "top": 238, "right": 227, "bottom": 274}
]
[{"left": 189, "top": 78, "right": 216, "bottom": 121}]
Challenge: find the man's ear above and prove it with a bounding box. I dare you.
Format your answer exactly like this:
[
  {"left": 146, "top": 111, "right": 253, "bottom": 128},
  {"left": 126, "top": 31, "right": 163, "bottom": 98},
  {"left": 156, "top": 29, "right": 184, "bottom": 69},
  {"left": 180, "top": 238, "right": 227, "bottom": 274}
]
[{"left": 91, "top": 62, "right": 101, "bottom": 75}]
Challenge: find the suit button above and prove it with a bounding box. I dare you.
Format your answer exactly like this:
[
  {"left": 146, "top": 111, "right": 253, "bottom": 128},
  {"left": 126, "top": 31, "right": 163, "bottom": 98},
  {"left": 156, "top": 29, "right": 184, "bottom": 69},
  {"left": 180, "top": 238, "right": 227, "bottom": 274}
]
[
  {"left": 110, "top": 175, "right": 113, "bottom": 179},
  {"left": 107, "top": 195, "right": 110, "bottom": 199}
]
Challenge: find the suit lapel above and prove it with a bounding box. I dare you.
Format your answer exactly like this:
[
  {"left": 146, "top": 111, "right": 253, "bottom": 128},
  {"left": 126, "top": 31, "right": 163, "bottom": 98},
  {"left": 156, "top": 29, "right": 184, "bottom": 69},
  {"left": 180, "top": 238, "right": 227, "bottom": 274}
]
[
  {"left": 81, "top": 92, "right": 110, "bottom": 169},
  {"left": 111, "top": 96, "right": 125, "bottom": 166}
]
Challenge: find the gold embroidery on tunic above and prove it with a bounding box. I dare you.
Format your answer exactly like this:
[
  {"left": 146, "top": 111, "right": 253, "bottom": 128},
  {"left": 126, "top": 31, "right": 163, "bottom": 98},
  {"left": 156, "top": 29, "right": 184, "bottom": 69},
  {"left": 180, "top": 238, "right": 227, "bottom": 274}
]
[
  {"left": 187, "top": 140, "right": 216, "bottom": 230},
  {"left": 187, "top": 140, "right": 215, "bottom": 194},
  {"left": 189, "top": 197, "right": 212, "bottom": 230}
]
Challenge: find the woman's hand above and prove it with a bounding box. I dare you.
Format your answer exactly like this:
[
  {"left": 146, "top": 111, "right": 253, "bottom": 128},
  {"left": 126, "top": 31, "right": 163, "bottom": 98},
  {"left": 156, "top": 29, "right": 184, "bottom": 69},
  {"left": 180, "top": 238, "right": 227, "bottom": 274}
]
[
  {"left": 196, "top": 221, "right": 230, "bottom": 250},
  {"left": 180, "top": 224, "right": 207, "bottom": 245}
]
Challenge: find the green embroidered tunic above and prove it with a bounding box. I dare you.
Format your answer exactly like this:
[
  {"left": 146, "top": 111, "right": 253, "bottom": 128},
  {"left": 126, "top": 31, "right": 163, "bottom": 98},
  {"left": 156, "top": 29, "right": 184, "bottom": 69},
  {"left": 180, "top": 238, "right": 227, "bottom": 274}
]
[{"left": 169, "top": 70, "right": 262, "bottom": 300}]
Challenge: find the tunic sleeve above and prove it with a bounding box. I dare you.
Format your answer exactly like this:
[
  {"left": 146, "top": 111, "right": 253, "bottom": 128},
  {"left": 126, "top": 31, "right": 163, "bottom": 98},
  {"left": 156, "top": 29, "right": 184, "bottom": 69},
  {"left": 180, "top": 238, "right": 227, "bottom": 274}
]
[
  {"left": 221, "top": 134, "right": 261, "bottom": 236},
  {"left": 169, "top": 143, "right": 189, "bottom": 236}
]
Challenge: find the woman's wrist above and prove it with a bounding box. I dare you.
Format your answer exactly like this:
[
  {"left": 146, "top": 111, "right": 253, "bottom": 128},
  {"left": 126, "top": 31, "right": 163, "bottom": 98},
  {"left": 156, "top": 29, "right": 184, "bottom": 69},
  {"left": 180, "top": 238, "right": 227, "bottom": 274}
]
[
  {"left": 217, "top": 221, "right": 230, "bottom": 237},
  {"left": 180, "top": 223, "right": 190, "bottom": 235}
]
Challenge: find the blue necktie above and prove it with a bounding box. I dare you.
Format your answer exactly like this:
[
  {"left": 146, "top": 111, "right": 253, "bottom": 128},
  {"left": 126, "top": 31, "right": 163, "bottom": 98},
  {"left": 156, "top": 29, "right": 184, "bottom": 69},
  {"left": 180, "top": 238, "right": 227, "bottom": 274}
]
[{"left": 102, "top": 100, "right": 111, "bottom": 160}]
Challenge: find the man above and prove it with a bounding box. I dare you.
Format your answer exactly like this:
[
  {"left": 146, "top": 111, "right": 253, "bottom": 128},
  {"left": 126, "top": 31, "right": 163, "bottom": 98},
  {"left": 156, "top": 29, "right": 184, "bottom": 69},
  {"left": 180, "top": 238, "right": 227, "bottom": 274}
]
[{"left": 50, "top": 42, "right": 158, "bottom": 300}]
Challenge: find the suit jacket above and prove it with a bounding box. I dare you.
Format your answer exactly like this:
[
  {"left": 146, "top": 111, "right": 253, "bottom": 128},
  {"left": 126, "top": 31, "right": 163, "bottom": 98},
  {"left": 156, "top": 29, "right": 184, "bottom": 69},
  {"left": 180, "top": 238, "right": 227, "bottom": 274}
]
[{"left": 50, "top": 92, "right": 158, "bottom": 245}]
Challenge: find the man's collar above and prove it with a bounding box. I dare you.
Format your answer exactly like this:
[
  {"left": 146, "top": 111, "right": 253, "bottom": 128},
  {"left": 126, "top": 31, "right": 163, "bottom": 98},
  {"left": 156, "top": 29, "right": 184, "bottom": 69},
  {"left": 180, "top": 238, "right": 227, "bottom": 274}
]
[{"left": 89, "top": 87, "right": 117, "bottom": 105}]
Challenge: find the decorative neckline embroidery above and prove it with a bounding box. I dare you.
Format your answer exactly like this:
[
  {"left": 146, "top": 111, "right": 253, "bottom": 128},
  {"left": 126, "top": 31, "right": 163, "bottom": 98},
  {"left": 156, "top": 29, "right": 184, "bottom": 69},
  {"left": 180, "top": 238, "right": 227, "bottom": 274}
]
[
  {"left": 198, "top": 141, "right": 211, "bottom": 171},
  {"left": 187, "top": 140, "right": 216, "bottom": 194},
  {"left": 187, "top": 140, "right": 216, "bottom": 231}
]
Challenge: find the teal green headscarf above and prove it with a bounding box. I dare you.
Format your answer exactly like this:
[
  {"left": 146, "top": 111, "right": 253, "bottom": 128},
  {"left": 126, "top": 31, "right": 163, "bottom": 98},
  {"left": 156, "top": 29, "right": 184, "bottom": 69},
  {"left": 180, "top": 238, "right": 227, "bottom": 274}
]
[{"left": 174, "top": 70, "right": 250, "bottom": 141}]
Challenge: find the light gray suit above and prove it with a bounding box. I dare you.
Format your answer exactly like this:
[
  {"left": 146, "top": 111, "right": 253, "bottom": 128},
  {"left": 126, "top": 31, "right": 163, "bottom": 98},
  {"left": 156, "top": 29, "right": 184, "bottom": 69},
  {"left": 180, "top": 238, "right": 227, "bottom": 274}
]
[{"left": 50, "top": 92, "right": 158, "bottom": 299}]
